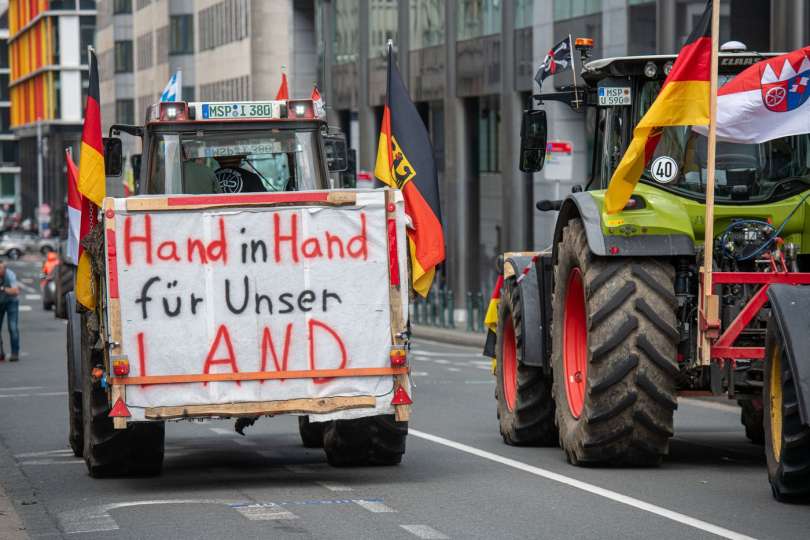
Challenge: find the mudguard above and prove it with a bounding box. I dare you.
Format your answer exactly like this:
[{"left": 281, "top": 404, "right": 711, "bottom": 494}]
[
  {"left": 766, "top": 284, "right": 810, "bottom": 426},
  {"left": 503, "top": 254, "right": 550, "bottom": 370},
  {"left": 66, "top": 292, "right": 82, "bottom": 394},
  {"left": 552, "top": 192, "right": 694, "bottom": 259}
]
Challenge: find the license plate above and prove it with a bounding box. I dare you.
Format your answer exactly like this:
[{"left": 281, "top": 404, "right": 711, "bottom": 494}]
[
  {"left": 598, "top": 87, "right": 632, "bottom": 106},
  {"left": 201, "top": 102, "right": 279, "bottom": 119}
]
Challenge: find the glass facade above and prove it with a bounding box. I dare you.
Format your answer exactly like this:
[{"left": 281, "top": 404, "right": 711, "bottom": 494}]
[
  {"left": 114, "top": 40, "right": 133, "bottom": 72},
  {"left": 554, "top": 0, "right": 601, "bottom": 20},
  {"left": 515, "top": 0, "right": 533, "bottom": 29},
  {"left": 170, "top": 15, "right": 194, "bottom": 55},
  {"left": 457, "top": 0, "right": 502, "bottom": 40},
  {"left": 369, "top": 0, "right": 397, "bottom": 56},
  {"left": 334, "top": 0, "right": 359, "bottom": 63},
  {"left": 410, "top": 0, "right": 444, "bottom": 49}
]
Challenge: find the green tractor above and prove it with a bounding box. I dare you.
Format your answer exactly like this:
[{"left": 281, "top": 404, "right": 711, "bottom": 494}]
[{"left": 493, "top": 45, "right": 810, "bottom": 501}]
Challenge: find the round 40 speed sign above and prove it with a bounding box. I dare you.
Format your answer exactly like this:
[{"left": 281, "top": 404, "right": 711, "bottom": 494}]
[{"left": 650, "top": 156, "right": 679, "bottom": 184}]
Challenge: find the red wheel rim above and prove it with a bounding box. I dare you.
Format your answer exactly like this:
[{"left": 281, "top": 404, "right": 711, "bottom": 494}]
[
  {"left": 502, "top": 314, "right": 518, "bottom": 412},
  {"left": 563, "top": 268, "right": 587, "bottom": 418}
]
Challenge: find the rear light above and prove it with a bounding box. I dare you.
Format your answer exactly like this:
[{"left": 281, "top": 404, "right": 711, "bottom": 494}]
[
  {"left": 112, "top": 359, "right": 130, "bottom": 376},
  {"left": 390, "top": 346, "right": 407, "bottom": 367},
  {"left": 159, "top": 102, "right": 189, "bottom": 121}
]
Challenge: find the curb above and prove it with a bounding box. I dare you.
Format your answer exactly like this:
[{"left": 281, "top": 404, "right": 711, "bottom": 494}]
[{"left": 411, "top": 324, "right": 487, "bottom": 349}]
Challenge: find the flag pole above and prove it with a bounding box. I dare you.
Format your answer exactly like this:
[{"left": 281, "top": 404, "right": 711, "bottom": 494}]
[
  {"left": 569, "top": 34, "right": 580, "bottom": 109},
  {"left": 700, "top": 0, "right": 721, "bottom": 365}
]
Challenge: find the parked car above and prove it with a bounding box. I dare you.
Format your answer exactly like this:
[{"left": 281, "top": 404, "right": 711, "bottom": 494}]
[{"left": 0, "top": 231, "right": 56, "bottom": 259}]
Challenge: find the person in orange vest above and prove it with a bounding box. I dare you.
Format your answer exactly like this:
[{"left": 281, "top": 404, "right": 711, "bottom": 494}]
[{"left": 40, "top": 251, "right": 59, "bottom": 289}]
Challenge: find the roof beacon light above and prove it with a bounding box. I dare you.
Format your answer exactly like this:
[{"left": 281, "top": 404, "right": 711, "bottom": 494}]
[
  {"left": 720, "top": 40, "right": 747, "bottom": 52},
  {"left": 575, "top": 37, "right": 594, "bottom": 60},
  {"left": 159, "top": 102, "right": 188, "bottom": 121},
  {"left": 663, "top": 61, "right": 674, "bottom": 76},
  {"left": 644, "top": 61, "right": 658, "bottom": 78}
]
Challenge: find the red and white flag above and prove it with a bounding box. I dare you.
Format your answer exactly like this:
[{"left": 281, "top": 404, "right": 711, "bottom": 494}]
[
  {"left": 706, "top": 46, "right": 810, "bottom": 144},
  {"left": 311, "top": 85, "right": 325, "bottom": 118},
  {"left": 65, "top": 149, "right": 81, "bottom": 265}
]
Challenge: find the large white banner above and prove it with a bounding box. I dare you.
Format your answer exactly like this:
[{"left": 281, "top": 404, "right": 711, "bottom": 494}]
[{"left": 107, "top": 191, "right": 408, "bottom": 412}]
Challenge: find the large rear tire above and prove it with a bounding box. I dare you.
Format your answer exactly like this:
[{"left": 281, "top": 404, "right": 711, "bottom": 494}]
[
  {"left": 80, "top": 312, "right": 165, "bottom": 477},
  {"left": 495, "top": 278, "right": 557, "bottom": 446},
  {"left": 739, "top": 399, "right": 765, "bottom": 445},
  {"left": 764, "top": 319, "right": 810, "bottom": 502},
  {"left": 551, "top": 219, "right": 678, "bottom": 466},
  {"left": 298, "top": 416, "right": 326, "bottom": 448},
  {"left": 323, "top": 415, "right": 407, "bottom": 466},
  {"left": 66, "top": 313, "right": 83, "bottom": 457}
]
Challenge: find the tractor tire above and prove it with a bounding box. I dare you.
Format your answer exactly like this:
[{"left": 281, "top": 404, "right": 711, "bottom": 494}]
[
  {"left": 323, "top": 415, "right": 407, "bottom": 466},
  {"left": 764, "top": 319, "right": 810, "bottom": 502},
  {"left": 54, "top": 263, "right": 75, "bottom": 320},
  {"left": 80, "top": 312, "right": 165, "bottom": 477},
  {"left": 298, "top": 416, "right": 326, "bottom": 448},
  {"left": 495, "top": 278, "right": 557, "bottom": 446},
  {"left": 739, "top": 399, "right": 765, "bottom": 445},
  {"left": 66, "top": 313, "right": 83, "bottom": 457},
  {"left": 551, "top": 219, "right": 678, "bottom": 466}
]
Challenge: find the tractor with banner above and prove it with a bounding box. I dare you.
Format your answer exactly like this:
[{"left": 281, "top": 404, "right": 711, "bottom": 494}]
[
  {"left": 491, "top": 37, "right": 810, "bottom": 501},
  {"left": 65, "top": 97, "right": 415, "bottom": 476}
]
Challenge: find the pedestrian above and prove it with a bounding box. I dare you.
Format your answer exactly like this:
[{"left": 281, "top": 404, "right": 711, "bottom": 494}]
[{"left": 0, "top": 261, "right": 21, "bottom": 362}]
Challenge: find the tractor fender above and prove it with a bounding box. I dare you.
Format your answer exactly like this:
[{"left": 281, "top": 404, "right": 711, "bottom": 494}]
[
  {"left": 766, "top": 284, "right": 810, "bottom": 426},
  {"left": 66, "top": 292, "right": 83, "bottom": 394},
  {"left": 503, "top": 254, "right": 550, "bottom": 370},
  {"left": 551, "top": 192, "right": 695, "bottom": 260}
]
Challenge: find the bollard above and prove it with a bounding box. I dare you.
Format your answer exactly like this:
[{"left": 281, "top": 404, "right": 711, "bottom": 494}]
[
  {"left": 465, "top": 292, "right": 474, "bottom": 332},
  {"left": 446, "top": 288, "right": 455, "bottom": 328}
]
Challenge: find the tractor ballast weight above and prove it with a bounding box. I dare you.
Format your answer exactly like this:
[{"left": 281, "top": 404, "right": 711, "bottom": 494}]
[{"left": 765, "top": 284, "right": 810, "bottom": 424}]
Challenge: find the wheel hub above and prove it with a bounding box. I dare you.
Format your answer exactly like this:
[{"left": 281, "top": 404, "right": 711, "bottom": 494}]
[{"left": 563, "top": 268, "right": 587, "bottom": 418}]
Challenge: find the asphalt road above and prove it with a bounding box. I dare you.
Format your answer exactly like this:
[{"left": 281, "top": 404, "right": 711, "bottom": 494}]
[{"left": 0, "top": 259, "right": 807, "bottom": 540}]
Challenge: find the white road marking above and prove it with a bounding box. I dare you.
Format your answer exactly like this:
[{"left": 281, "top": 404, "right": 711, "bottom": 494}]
[
  {"left": 433, "top": 359, "right": 450, "bottom": 365},
  {"left": 284, "top": 464, "right": 318, "bottom": 474},
  {"left": 231, "top": 502, "right": 298, "bottom": 521},
  {"left": 18, "top": 282, "right": 36, "bottom": 293},
  {"left": 410, "top": 350, "right": 477, "bottom": 358},
  {"left": 15, "top": 449, "right": 74, "bottom": 458},
  {"left": 409, "top": 429, "right": 756, "bottom": 540},
  {"left": 25, "top": 294, "right": 41, "bottom": 300},
  {"left": 209, "top": 427, "right": 234, "bottom": 436},
  {"left": 400, "top": 524, "right": 450, "bottom": 539},
  {"left": 0, "top": 386, "right": 44, "bottom": 392},
  {"left": 0, "top": 391, "right": 67, "bottom": 398},
  {"left": 411, "top": 371, "right": 429, "bottom": 377},
  {"left": 317, "top": 481, "right": 353, "bottom": 492},
  {"left": 233, "top": 437, "right": 255, "bottom": 446},
  {"left": 475, "top": 366, "right": 492, "bottom": 371},
  {"left": 470, "top": 360, "right": 492, "bottom": 367},
  {"left": 19, "top": 459, "right": 84, "bottom": 466},
  {"left": 680, "top": 398, "right": 739, "bottom": 413},
  {"left": 446, "top": 367, "right": 461, "bottom": 372},
  {"left": 18, "top": 305, "right": 31, "bottom": 312},
  {"left": 353, "top": 499, "right": 396, "bottom": 513}
]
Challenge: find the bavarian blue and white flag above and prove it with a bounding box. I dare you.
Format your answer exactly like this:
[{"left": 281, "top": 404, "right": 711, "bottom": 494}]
[{"left": 160, "top": 70, "right": 182, "bottom": 102}]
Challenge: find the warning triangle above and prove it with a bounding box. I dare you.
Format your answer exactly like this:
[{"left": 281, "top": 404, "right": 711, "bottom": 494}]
[
  {"left": 391, "top": 385, "right": 413, "bottom": 405},
  {"left": 108, "top": 397, "right": 132, "bottom": 418}
]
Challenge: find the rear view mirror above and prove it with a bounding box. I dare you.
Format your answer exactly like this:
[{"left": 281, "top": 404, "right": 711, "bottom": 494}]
[
  {"left": 324, "top": 136, "right": 349, "bottom": 172},
  {"left": 103, "top": 137, "right": 123, "bottom": 177},
  {"left": 519, "top": 109, "right": 547, "bottom": 173}
]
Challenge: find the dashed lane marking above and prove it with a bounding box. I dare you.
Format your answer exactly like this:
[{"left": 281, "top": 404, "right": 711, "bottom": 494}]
[
  {"left": 19, "top": 459, "right": 84, "bottom": 466},
  {"left": 432, "top": 359, "right": 450, "bottom": 365},
  {"left": 0, "top": 386, "right": 44, "bottom": 392},
  {"left": 400, "top": 524, "right": 450, "bottom": 539},
  {"left": 409, "top": 350, "right": 478, "bottom": 358},
  {"left": 25, "top": 294, "right": 41, "bottom": 300},
  {"left": 0, "top": 391, "right": 67, "bottom": 398},
  {"left": 411, "top": 371, "right": 429, "bottom": 377},
  {"left": 209, "top": 427, "right": 234, "bottom": 436},
  {"left": 680, "top": 398, "right": 739, "bottom": 413},
  {"left": 353, "top": 499, "right": 396, "bottom": 513},
  {"left": 18, "top": 305, "right": 31, "bottom": 312},
  {"left": 409, "top": 429, "right": 756, "bottom": 540},
  {"left": 230, "top": 502, "right": 298, "bottom": 521},
  {"left": 317, "top": 481, "right": 353, "bottom": 492},
  {"left": 446, "top": 367, "right": 461, "bottom": 372},
  {"left": 233, "top": 437, "right": 256, "bottom": 446},
  {"left": 15, "top": 449, "right": 74, "bottom": 458}
]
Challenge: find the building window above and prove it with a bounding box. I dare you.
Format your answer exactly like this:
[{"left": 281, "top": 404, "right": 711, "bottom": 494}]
[
  {"left": 181, "top": 85, "right": 195, "bottom": 101},
  {"left": 0, "top": 173, "right": 14, "bottom": 197},
  {"left": 410, "top": 0, "right": 444, "bottom": 49},
  {"left": 136, "top": 0, "right": 151, "bottom": 10},
  {"left": 515, "top": 0, "right": 532, "bottom": 29},
  {"left": 113, "top": 0, "right": 132, "bottom": 14},
  {"left": 478, "top": 96, "right": 500, "bottom": 173},
  {"left": 0, "top": 108, "right": 10, "bottom": 131},
  {"left": 370, "top": 0, "right": 397, "bottom": 56},
  {"left": 80, "top": 16, "right": 96, "bottom": 54},
  {"left": 0, "top": 41, "right": 7, "bottom": 69},
  {"left": 628, "top": 1, "right": 656, "bottom": 55},
  {"left": 553, "top": 0, "right": 602, "bottom": 21},
  {"left": 0, "top": 142, "right": 17, "bottom": 165},
  {"left": 0, "top": 74, "right": 8, "bottom": 101},
  {"left": 457, "top": 0, "right": 502, "bottom": 40},
  {"left": 199, "top": 0, "right": 249, "bottom": 51},
  {"left": 334, "top": 0, "right": 359, "bottom": 63},
  {"left": 116, "top": 99, "right": 134, "bottom": 124},
  {"left": 49, "top": 0, "right": 77, "bottom": 9},
  {"left": 114, "top": 41, "right": 133, "bottom": 72},
  {"left": 170, "top": 15, "right": 194, "bottom": 54},
  {"left": 136, "top": 32, "right": 153, "bottom": 70},
  {"left": 156, "top": 26, "right": 169, "bottom": 64}
]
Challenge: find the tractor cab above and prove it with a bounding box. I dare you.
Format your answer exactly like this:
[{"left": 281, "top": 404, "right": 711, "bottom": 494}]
[
  {"left": 105, "top": 99, "right": 348, "bottom": 196},
  {"left": 520, "top": 46, "right": 810, "bottom": 205}
]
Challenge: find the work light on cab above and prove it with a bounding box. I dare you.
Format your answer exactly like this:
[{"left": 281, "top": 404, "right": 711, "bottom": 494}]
[
  {"left": 159, "top": 102, "right": 189, "bottom": 121},
  {"left": 287, "top": 99, "right": 315, "bottom": 119}
]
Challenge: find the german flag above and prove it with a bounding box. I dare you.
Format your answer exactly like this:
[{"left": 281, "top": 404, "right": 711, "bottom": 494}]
[
  {"left": 374, "top": 43, "right": 445, "bottom": 297},
  {"left": 604, "top": 0, "right": 712, "bottom": 214},
  {"left": 76, "top": 47, "right": 105, "bottom": 309}
]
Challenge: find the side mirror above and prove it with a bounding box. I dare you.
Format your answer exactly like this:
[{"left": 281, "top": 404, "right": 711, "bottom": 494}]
[
  {"left": 103, "top": 137, "right": 123, "bottom": 177},
  {"left": 519, "top": 109, "right": 547, "bottom": 173},
  {"left": 324, "top": 136, "right": 349, "bottom": 172}
]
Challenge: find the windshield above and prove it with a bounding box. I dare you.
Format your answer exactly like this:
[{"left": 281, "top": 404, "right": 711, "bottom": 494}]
[
  {"left": 637, "top": 79, "right": 810, "bottom": 202},
  {"left": 147, "top": 129, "right": 325, "bottom": 195}
]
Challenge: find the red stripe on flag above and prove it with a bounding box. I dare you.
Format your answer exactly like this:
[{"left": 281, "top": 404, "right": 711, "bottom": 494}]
[
  {"left": 663, "top": 36, "right": 711, "bottom": 85},
  {"left": 66, "top": 151, "right": 81, "bottom": 210},
  {"left": 401, "top": 182, "right": 445, "bottom": 271},
  {"left": 81, "top": 97, "right": 103, "bottom": 154}
]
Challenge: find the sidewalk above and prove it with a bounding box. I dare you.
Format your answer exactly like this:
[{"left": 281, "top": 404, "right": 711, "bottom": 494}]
[{"left": 411, "top": 324, "right": 486, "bottom": 349}]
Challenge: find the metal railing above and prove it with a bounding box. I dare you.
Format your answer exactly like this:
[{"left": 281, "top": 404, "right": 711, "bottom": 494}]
[{"left": 412, "top": 286, "right": 488, "bottom": 333}]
